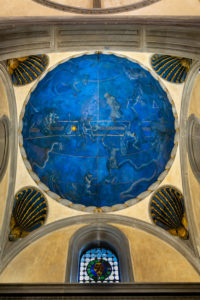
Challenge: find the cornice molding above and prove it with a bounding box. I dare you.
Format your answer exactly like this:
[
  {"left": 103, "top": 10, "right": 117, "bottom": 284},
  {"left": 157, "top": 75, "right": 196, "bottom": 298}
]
[
  {"left": 0, "top": 16, "right": 200, "bottom": 26},
  {"left": 0, "top": 283, "right": 200, "bottom": 296},
  {"left": 0, "top": 17, "right": 199, "bottom": 61}
]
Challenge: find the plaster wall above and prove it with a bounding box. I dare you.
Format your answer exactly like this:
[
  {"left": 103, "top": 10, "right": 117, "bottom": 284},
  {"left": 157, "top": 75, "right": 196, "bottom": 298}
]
[
  {"left": 14, "top": 51, "right": 183, "bottom": 225},
  {"left": 0, "top": 0, "right": 200, "bottom": 17},
  {"left": 0, "top": 225, "right": 82, "bottom": 283},
  {"left": 114, "top": 224, "right": 200, "bottom": 282},
  {"left": 0, "top": 224, "right": 199, "bottom": 283}
]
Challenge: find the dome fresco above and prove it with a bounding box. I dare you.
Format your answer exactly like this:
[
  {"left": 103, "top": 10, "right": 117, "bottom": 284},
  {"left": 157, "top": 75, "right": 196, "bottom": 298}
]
[{"left": 20, "top": 53, "right": 177, "bottom": 212}]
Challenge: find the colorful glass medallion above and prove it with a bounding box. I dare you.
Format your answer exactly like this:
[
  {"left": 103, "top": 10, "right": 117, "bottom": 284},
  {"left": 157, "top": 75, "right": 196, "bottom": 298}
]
[
  {"left": 79, "top": 247, "right": 120, "bottom": 283},
  {"left": 87, "top": 259, "right": 112, "bottom": 282}
]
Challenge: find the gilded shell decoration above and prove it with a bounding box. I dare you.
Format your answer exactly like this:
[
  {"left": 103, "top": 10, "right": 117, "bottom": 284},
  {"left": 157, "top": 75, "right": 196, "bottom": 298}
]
[
  {"left": 151, "top": 54, "right": 192, "bottom": 84},
  {"left": 7, "top": 54, "right": 48, "bottom": 86},
  {"left": 9, "top": 187, "right": 48, "bottom": 241},
  {"left": 150, "top": 186, "right": 188, "bottom": 239}
]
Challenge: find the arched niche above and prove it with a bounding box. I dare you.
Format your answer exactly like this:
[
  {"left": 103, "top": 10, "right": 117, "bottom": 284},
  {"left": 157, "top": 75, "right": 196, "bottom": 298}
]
[{"left": 65, "top": 224, "right": 134, "bottom": 283}]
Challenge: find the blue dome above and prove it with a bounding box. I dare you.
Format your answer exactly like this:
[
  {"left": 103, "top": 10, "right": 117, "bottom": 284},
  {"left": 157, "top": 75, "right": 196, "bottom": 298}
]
[{"left": 21, "top": 53, "right": 176, "bottom": 210}]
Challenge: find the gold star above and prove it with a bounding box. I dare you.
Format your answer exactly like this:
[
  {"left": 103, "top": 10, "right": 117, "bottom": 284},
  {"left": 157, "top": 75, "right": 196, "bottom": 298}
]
[{"left": 71, "top": 125, "right": 77, "bottom": 132}]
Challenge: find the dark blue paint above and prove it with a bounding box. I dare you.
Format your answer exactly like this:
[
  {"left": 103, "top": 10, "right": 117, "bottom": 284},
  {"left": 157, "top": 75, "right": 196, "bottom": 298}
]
[{"left": 22, "top": 54, "right": 175, "bottom": 207}]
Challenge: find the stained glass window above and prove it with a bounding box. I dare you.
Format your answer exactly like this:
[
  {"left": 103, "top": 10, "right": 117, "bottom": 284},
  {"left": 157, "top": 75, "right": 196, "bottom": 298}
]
[{"left": 79, "top": 247, "right": 120, "bottom": 283}]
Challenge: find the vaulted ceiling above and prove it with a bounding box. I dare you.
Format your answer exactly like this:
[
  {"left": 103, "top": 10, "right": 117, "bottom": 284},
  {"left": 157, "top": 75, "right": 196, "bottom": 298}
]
[{"left": 0, "top": 0, "right": 200, "bottom": 288}]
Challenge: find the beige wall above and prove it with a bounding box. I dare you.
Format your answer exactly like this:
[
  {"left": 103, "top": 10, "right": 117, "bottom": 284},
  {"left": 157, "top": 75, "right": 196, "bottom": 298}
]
[
  {"left": 114, "top": 224, "right": 200, "bottom": 282},
  {"left": 0, "top": 225, "right": 82, "bottom": 283},
  {"left": 0, "top": 0, "right": 200, "bottom": 17},
  {"left": 0, "top": 224, "right": 199, "bottom": 283}
]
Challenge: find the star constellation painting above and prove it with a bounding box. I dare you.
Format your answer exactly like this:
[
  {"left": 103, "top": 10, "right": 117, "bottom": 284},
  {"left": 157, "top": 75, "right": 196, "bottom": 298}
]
[{"left": 21, "top": 53, "right": 176, "bottom": 209}]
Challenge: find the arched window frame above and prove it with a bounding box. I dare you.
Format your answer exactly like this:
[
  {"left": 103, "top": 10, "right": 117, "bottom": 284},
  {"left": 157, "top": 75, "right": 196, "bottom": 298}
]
[{"left": 66, "top": 224, "right": 134, "bottom": 283}]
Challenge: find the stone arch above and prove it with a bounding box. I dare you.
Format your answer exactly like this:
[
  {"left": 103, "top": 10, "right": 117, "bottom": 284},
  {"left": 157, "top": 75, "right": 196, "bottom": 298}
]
[{"left": 65, "top": 223, "right": 134, "bottom": 283}]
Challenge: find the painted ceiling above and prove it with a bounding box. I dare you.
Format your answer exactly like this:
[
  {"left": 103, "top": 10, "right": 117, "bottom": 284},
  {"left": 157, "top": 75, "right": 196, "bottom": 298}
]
[{"left": 21, "top": 53, "right": 176, "bottom": 210}]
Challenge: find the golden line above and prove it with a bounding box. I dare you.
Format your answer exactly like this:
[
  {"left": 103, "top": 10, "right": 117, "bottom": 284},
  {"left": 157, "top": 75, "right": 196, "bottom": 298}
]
[
  {"left": 24, "top": 135, "right": 81, "bottom": 140},
  {"left": 175, "top": 66, "right": 185, "bottom": 83},
  {"left": 25, "top": 219, "right": 45, "bottom": 231},
  {"left": 151, "top": 206, "right": 173, "bottom": 228},
  {"left": 18, "top": 64, "right": 34, "bottom": 81},
  {"left": 20, "top": 62, "right": 38, "bottom": 79},
  {"left": 21, "top": 195, "right": 43, "bottom": 223},
  {"left": 159, "top": 190, "right": 180, "bottom": 222},
  {"left": 165, "top": 63, "right": 181, "bottom": 81},
  {"left": 15, "top": 188, "right": 30, "bottom": 218},
  {"left": 170, "top": 64, "right": 182, "bottom": 82},
  {"left": 160, "top": 58, "right": 179, "bottom": 77},
  {"left": 154, "top": 57, "right": 178, "bottom": 73},
  {"left": 19, "top": 193, "right": 41, "bottom": 223},
  {"left": 25, "top": 214, "right": 46, "bottom": 230},
  {"left": 14, "top": 69, "right": 23, "bottom": 85},
  {"left": 17, "top": 65, "right": 28, "bottom": 84},
  {"left": 151, "top": 212, "right": 172, "bottom": 228},
  {"left": 24, "top": 206, "right": 47, "bottom": 228},
  {"left": 165, "top": 188, "right": 182, "bottom": 220},
  {"left": 27, "top": 59, "right": 43, "bottom": 73},
  {"left": 152, "top": 55, "right": 169, "bottom": 65},
  {"left": 173, "top": 189, "right": 184, "bottom": 216},
  {"left": 22, "top": 200, "right": 46, "bottom": 225},
  {"left": 152, "top": 198, "right": 176, "bottom": 227},
  {"left": 154, "top": 195, "right": 177, "bottom": 227},
  {"left": 31, "top": 56, "right": 47, "bottom": 69}
]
